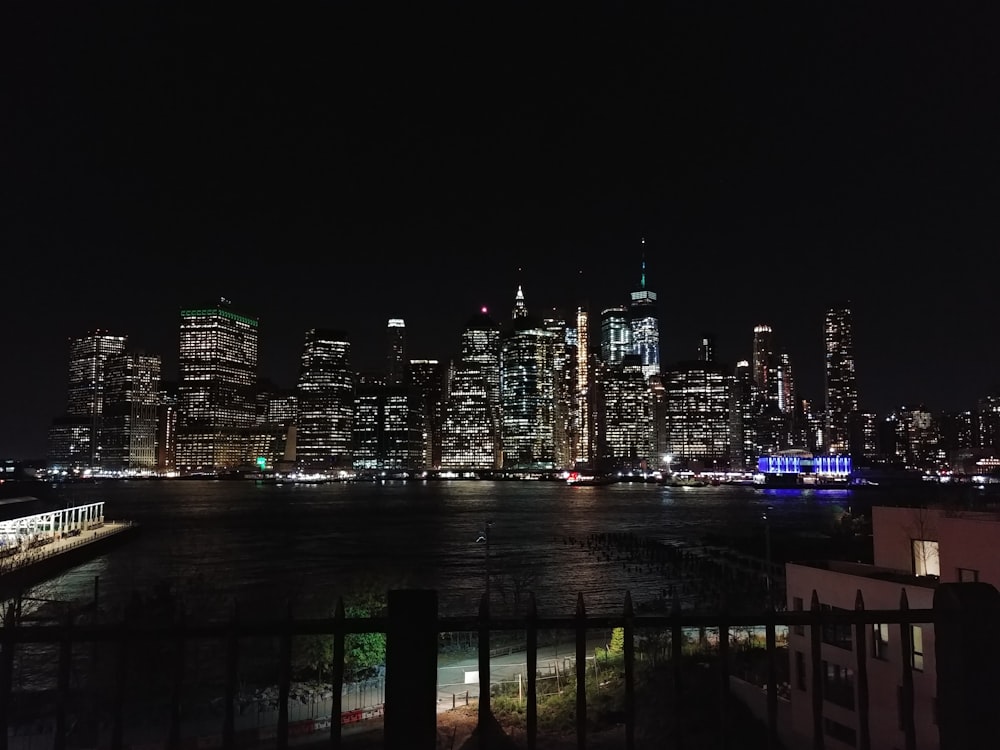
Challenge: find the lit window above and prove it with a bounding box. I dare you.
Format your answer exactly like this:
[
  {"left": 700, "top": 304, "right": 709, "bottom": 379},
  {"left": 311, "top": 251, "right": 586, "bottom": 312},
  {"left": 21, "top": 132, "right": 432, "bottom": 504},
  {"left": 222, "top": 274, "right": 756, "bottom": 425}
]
[
  {"left": 911, "top": 540, "right": 940, "bottom": 577},
  {"left": 911, "top": 625, "right": 924, "bottom": 671},
  {"left": 873, "top": 623, "right": 890, "bottom": 660}
]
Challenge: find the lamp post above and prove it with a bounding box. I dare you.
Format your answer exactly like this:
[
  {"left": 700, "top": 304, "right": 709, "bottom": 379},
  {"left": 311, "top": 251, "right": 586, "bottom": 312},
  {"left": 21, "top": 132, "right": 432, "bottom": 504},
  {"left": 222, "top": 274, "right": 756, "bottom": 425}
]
[
  {"left": 662, "top": 454, "right": 673, "bottom": 478},
  {"left": 476, "top": 520, "right": 493, "bottom": 603}
]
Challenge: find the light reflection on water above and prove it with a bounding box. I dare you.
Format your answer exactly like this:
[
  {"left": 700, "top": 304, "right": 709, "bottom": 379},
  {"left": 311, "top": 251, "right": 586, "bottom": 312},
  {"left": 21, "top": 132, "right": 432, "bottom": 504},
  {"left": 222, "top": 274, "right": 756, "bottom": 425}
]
[{"left": 28, "top": 479, "right": 851, "bottom": 621}]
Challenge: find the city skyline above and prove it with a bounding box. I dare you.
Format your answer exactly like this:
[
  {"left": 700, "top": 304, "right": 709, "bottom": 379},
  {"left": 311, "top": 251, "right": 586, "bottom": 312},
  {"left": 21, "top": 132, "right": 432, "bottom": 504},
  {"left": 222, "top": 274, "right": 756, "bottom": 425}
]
[{"left": 5, "top": 5, "right": 998, "bottom": 458}]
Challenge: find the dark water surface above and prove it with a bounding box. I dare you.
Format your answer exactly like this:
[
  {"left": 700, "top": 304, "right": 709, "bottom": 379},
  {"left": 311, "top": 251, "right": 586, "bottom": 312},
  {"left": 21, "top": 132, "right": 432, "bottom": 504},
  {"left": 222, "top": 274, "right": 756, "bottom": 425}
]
[{"left": 33, "top": 479, "right": 857, "bottom": 620}]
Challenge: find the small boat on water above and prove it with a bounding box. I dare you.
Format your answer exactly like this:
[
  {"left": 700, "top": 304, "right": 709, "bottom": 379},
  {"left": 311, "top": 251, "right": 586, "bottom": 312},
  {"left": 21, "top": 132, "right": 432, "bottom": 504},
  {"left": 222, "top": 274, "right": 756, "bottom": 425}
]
[{"left": 566, "top": 471, "right": 614, "bottom": 486}]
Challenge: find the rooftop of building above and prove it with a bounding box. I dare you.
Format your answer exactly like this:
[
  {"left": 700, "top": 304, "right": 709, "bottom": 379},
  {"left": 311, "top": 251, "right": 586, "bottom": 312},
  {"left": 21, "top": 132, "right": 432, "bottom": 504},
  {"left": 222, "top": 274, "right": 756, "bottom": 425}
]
[{"left": 789, "top": 559, "right": 938, "bottom": 589}]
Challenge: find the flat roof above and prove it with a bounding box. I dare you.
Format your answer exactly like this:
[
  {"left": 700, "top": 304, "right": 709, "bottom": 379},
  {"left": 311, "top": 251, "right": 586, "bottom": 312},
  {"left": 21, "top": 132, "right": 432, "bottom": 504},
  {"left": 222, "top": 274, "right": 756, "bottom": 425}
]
[{"left": 789, "top": 559, "right": 938, "bottom": 589}]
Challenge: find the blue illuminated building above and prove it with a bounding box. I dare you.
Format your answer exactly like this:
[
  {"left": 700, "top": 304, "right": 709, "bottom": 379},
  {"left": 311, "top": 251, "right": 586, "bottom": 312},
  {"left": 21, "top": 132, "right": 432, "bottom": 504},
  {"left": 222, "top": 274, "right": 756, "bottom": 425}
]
[{"left": 756, "top": 452, "right": 852, "bottom": 486}]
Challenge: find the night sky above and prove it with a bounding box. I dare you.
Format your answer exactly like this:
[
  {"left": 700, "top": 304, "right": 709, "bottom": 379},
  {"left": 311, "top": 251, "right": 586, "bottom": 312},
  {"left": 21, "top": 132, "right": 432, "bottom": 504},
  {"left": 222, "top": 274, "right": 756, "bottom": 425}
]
[{"left": 3, "top": 4, "right": 999, "bottom": 459}]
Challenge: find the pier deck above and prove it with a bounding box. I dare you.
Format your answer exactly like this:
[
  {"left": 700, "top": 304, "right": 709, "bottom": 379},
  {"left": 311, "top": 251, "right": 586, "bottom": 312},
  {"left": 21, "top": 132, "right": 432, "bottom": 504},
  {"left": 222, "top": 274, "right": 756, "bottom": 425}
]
[{"left": 0, "top": 515, "right": 138, "bottom": 597}]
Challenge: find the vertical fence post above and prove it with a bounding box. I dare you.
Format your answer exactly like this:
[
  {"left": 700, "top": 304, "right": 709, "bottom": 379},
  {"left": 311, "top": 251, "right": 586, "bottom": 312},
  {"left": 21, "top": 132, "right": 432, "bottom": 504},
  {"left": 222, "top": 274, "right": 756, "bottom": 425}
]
[
  {"left": 575, "top": 592, "right": 587, "bottom": 750},
  {"left": 54, "top": 612, "right": 72, "bottom": 750},
  {"left": 526, "top": 593, "right": 538, "bottom": 750},
  {"left": 623, "top": 591, "right": 635, "bottom": 750},
  {"left": 809, "top": 590, "right": 824, "bottom": 750},
  {"left": 934, "top": 582, "right": 1000, "bottom": 750},
  {"left": 277, "top": 601, "right": 292, "bottom": 750},
  {"left": 671, "top": 589, "right": 683, "bottom": 748},
  {"left": 223, "top": 603, "right": 238, "bottom": 750},
  {"left": 853, "top": 590, "right": 870, "bottom": 750},
  {"left": 717, "top": 595, "right": 729, "bottom": 750},
  {"left": 110, "top": 630, "right": 127, "bottom": 750},
  {"left": 477, "top": 591, "right": 490, "bottom": 727},
  {"left": 168, "top": 612, "right": 186, "bottom": 750},
  {"left": 0, "top": 603, "right": 13, "bottom": 750},
  {"left": 385, "top": 589, "right": 438, "bottom": 750},
  {"left": 765, "top": 608, "right": 777, "bottom": 750},
  {"left": 898, "top": 589, "right": 915, "bottom": 750},
  {"left": 331, "top": 597, "right": 345, "bottom": 749}
]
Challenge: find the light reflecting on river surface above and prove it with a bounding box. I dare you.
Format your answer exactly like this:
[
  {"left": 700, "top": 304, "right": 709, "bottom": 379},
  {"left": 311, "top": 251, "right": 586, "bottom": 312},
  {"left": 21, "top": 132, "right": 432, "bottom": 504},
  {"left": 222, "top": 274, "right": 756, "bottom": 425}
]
[{"left": 33, "top": 479, "right": 856, "bottom": 620}]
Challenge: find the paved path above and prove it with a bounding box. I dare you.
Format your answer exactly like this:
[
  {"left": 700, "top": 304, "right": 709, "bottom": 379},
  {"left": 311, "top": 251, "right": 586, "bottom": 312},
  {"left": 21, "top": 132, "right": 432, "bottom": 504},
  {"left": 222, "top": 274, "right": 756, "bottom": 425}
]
[{"left": 435, "top": 638, "right": 609, "bottom": 712}]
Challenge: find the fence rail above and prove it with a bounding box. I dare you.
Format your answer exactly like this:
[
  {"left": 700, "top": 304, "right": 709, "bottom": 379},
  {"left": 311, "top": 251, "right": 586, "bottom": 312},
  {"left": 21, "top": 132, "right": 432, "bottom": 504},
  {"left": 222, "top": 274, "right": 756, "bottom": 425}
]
[{"left": 1, "top": 582, "right": 998, "bottom": 750}]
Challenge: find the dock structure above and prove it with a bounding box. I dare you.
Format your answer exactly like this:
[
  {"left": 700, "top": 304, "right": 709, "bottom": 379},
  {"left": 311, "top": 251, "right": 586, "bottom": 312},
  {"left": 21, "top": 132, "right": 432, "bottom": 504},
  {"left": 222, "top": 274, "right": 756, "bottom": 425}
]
[{"left": 0, "top": 502, "right": 137, "bottom": 596}]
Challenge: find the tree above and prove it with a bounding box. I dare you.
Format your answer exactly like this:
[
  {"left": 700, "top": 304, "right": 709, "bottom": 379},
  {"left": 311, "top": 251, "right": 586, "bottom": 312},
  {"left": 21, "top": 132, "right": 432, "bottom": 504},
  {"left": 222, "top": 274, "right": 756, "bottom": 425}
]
[{"left": 608, "top": 626, "right": 625, "bottom": 655}]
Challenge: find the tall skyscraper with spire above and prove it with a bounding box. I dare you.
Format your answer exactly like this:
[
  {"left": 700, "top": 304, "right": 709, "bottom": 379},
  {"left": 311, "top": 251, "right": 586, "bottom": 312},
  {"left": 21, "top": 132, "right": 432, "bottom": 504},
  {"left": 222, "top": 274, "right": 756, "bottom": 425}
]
[
  {"left": 512, "top": 285, "right": 528, "bottom": 320},
  {"left": 629, "top": 238, "right": 660, "bottom": 379},
  {"left": 824, "top": 306, "right": 859, "bottom": 454}
]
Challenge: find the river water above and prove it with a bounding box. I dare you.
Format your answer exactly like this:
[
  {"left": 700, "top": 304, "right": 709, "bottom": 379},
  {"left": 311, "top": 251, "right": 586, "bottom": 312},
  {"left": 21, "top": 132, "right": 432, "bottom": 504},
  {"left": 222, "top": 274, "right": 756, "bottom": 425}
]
[{"left": 26, "top": 478, "right": 861, "bottom": 620}]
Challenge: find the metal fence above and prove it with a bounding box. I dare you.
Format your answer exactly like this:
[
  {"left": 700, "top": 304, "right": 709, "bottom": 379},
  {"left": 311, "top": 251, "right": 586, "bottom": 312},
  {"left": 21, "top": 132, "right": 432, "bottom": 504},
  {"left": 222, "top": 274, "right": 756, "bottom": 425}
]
[{"left": 1, "top": 582, "right": 997, "bottom": 750}]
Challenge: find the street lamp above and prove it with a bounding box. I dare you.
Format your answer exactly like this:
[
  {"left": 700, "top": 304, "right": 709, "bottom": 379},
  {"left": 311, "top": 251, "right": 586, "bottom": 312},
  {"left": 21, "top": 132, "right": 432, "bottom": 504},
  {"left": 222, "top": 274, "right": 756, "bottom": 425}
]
[
  {"left": 476, "top": 520, "right": 493, "bottom": 603},
  {"left": 662, "top": 454, "right": 673, "bottom": 477}
]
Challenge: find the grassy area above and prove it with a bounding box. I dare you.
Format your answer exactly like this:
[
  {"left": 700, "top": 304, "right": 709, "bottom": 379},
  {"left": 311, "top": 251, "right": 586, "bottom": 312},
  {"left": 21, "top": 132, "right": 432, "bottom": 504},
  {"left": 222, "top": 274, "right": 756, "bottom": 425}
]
[{"left": 480, "top": 637, "right": 788, "bottom": 749}]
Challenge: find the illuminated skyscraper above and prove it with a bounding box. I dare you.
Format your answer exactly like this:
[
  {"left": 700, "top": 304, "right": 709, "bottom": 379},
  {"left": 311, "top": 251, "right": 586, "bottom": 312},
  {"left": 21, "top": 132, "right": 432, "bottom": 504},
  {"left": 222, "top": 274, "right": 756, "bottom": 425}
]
[
  {"left": 662, "top": 358, "right": 731, "bottom": 470},
  {"left": 543, "top": 312, "right": 573, "bottom": 469},
  {"left": 752, "top": 324, "right": 775, "bottom": 402},
  {"left": 410, "top": 359, "right": 446, "bottom": 468},
  {"left": 442, "top": 310, "right": 502, "bottom": 469},
  {"left": 295, "top": 329, "right": 354, "bottom": 472},
  {"left": 729, "top": 359, "right": 756, "bottom": 470},
  {"left": 629, "top": 239, "right": 660, "bottom": 379},
  {"left": 176, "top": 300, "right": 259, "bottom": 472},
  {"left": 387, "top": 318, "right": 407, "bottom": 386},
  {"left": 441, "top": 364, "right": 495, "bottom": 470},
  {"left": 512, "top": 285, "right": 528, "bottom": 320},
  {"left": 501, "top": 316, "right": 557, "bottom": 470},
  {"left": 595, "top": 355, "right": 653, "bottom": 472},
  {"left": 600, "top": 306, "right": 632, "bottom": 365},
  {"left": 48, "top": 330, "right": 128, "bottom": 472},
  {"left": 102, "top": 353, "right": 161, "bottom": 472},
  {"left": 824, "top": 306, "right": 859, "bottom": 454},
  {"left": 573, "top": 306, "right": 592, "bottom": 467}
]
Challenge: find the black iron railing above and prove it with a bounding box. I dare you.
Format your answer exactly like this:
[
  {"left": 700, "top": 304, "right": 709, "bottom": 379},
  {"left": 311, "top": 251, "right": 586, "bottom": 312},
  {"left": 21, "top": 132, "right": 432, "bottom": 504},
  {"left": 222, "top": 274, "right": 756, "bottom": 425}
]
[{"left": 1, "top": 582, "right": 997, "bottom": 750}]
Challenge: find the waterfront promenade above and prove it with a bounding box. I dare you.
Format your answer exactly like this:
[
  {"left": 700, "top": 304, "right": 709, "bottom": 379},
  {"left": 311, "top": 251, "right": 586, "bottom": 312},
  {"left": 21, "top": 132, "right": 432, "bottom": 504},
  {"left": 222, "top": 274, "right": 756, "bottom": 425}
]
[{"left": 0, "top": 502, "right": 137, "bottom": 598}]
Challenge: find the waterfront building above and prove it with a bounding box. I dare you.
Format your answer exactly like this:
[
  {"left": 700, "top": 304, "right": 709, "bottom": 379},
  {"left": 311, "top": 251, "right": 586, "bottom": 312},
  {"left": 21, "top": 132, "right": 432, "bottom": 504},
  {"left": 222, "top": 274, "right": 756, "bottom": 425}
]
[
  {"left": 459, "top": 309, "right": 502, "bottom": 467},
  {"left": 176, "top": 300, "right": 259, "bottom": 473},
  {"left": 47, "top": 331, "right": 128, "bottom": 472},
  {"left": 156, "top": 384, "right": 178, "bottom": 473},
  {"left": 352, "top": 384, "right": 424, "bottom": 472},
  {"left": 409, "top": 359, "right": 446, "bottom": 469},
  {"left": 976, "top": 393, "right": 1000, "bottom": 451},
  {"left": 729, "top": 359, "right": 757, "bottom": 471},
  {"left": 661, "top": 357, "right": 731, "bottom": 471},
  {"left": 785, "top": 505, "right": 1000, "bottom": 750},
  {"left": 101, "top": 353, "right": 161, "bottom": 473},
  {"left": 500, "top": 315, "right": 557, "bottom": 470},
  {"left": 824, "top": 306, "right": 859, "bottom": 455},
  {"left": 595, "top": 354, "right": 653, "bottom": 472},
  {"left": 295, "top": 329, "right": 354, "bottom": 473},
  {"left": 628, "top": 240, "right": 660, "bottom": 379},
  {"left": 543, "top": 312, "right": 573, "bottom": 470},
  {"left": 600, "top": 306, "right": 632, "bottom": 365},
  {"left": 441, "top": 364, "right": 496, "bottom": 470},
  {"left": 250, "top": 385, "right": 298, "bottom": 472},
  {"left": 387, "top": 318, "right": 408, "bottom": 386},
  {"left": 751, "top": 324, "right": 775, "bottom": 405},
  {"left": 856, "top": 411, "right": 879, "bottom": 462},
  {"left": 573, "top": 306, "right": 593, "bottom": 467}
]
